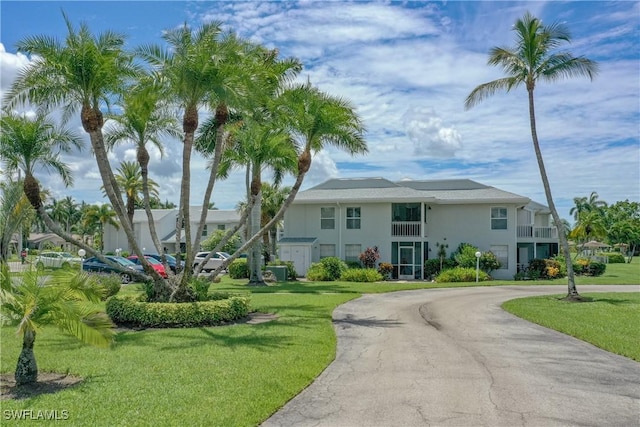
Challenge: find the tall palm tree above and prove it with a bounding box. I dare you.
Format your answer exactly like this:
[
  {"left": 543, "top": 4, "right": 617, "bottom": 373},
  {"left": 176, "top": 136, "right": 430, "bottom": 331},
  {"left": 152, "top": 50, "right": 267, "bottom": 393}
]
[
  {"left": 137, "top": 22, "right": 237, "bottom": 286},
  {"left": 0, "top": 112, "right": 99, "bottom": 259},
  {"left": 0, "top": 179, "right": 33, "bottom": 261},
  {"left": 464, "top": 12, "right": 598, "bottom": 300},
  {"left": 3, "top": 12, "right": 145, "bottom": 265},
  {"left": 104, "top": 76, "right": 180, "bottom": 261},
  {"left": 570, "top": 191, "right": 607, "bottom": 222},
  {"left": 261, "top": 183, "right": 291, "bottom": 262},
  {"left": 211, "top": 83, "right": 367, "bottom": 276},
  {"left": 83, "top": 204, "right": 119, "bottom": 252},
  {"left": 0, "top": 264, "right": 114, "bottom": 385}
]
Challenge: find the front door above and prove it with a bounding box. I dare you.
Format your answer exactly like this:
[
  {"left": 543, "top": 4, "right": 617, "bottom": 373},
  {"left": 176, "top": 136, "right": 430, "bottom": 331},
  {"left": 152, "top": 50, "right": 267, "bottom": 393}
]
[{"left": 398, "top": 246, "right": 414, "bottom": 280}]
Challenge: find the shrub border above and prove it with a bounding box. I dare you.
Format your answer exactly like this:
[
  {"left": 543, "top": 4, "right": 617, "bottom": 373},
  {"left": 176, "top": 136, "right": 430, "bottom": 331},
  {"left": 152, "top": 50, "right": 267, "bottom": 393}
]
[{"left": 106, "top": 296, "right": 251, "bottom": 328}]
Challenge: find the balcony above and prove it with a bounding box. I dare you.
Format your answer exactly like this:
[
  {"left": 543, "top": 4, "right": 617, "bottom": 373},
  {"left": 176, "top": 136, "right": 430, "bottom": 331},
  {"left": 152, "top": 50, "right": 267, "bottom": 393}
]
[
  {"left": 517, "top": 225, "right": 558, "bottom": 239},
  {"left": 392, "top": 221, "right": 421, "bottom": 237}
]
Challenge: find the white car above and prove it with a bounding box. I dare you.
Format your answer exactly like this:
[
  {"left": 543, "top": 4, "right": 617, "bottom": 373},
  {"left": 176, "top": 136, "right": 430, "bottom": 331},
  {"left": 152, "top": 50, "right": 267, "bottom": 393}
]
[
  {"left": 34, "top": 252, "right": 82, "bottom": 270},
  {"left": 193, "top": 251, "right": 231, "bottom": 273}
]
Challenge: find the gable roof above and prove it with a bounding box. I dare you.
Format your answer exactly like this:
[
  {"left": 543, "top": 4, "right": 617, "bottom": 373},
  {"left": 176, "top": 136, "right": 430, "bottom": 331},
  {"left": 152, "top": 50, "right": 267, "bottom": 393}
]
[{"left": 295, "top": 178, "right": 530, "bottom": 205}]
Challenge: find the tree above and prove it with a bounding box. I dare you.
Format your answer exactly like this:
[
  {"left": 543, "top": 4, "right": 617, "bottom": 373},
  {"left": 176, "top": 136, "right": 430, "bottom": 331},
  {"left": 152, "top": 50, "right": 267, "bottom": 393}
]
[
  {"left": 570, "top": 191, "right": 607, "bottom": 222},
  {"left": 83, "top": 204, "right": 119, "bottom": 252},
  {"left": 261, "top": 183, "right": 291, "bottom": 262},
  {"left": 0, "top": 264, "right": 114, "bottom": 385},
  {"left": 111, "top": 161, "right": 160, "bottom": 226},
  {"left": 3, "top": 12, "right": 152, "bottom": 277},
  {"left": 0, "top": 179, "right": 33, "bottom": 261},
  {"left": 465, "top": 12, "right": 598, "bottom": 300}
]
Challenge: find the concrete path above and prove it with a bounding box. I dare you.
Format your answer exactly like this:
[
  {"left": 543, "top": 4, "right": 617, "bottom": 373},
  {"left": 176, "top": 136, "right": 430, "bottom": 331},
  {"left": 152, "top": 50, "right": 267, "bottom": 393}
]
[{"left": 262, "top": 285, "right": 640, "bottom": 427}]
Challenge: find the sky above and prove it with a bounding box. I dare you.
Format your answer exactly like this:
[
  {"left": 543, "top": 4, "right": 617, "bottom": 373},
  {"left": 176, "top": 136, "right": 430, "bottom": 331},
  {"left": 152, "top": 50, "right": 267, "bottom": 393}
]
[{"left": 1, "top": 0, "right": 639, "bottom": 225}]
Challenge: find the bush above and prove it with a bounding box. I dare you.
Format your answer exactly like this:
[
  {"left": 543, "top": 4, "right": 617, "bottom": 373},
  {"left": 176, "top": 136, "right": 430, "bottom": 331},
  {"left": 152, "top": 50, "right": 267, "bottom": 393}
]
[
  {"left": 436, "top": 267, "right": 490, "bottom": 283},
  {"left": 190, "top": 278, "right": 211, "bottom": 301},
  {"left": 585, "top": 261, "right": 607, "bottom": 276},
  {"left": 526, "top": 258, "right": 565, "bottom": 280},
  {"left": 358, "top": 246, "right": 380, "bottom": 269},
  {"left": 106, "top": 295, "right": 251, "bottom": 328},
  {"left": 479, "top": 251, "right": 501, "bottom": 274},
  {"left": 605, "top": 253, "right": 626, "bottom": 263},
  {"left": 453, "top": 243, "right": 478, "bottom": 269},
  {"left": 306, "top": 262, "right": 330, "bottom": 281},
  {"left": 319, "top": 257, "right": 347, "bottom": 280},
  {"left": 340, "top": 268, "right": 383, "bottom": 282},
  {"left": 346, "top": 261, "right": 362, "bottom": 269},
  {"left": 95, "top": 273, "right": 122, "bottom": 300},
  {"left": 228, "top": 258, "right": 249, "bottom": 279},
  {"left": 377, "top": 262, "right": 393, "bottom": 278}
]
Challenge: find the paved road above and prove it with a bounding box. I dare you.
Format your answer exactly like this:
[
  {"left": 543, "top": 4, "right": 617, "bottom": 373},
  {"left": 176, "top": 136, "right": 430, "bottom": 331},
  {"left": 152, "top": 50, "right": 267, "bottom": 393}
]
[{"left": 262, "top": 285, "right": 640, "bottom": 427}]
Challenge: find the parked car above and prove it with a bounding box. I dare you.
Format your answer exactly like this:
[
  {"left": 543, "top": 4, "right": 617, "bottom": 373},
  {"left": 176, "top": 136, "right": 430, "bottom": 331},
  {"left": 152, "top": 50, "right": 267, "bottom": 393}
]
[
  {"left": 127, "top": 255, "right": 168, "bottom": 278},
  {"left": 82, "top": 256, "right": 145, "bottom": 284},
  {"left": 34, "top": 252, "right": 82, "bottom": 270},
  {"left": 193, "top": 251, "right": 231, "bottom": 273},
  {"left": 144, "top": 253, "right": 184, "bottom": 273}
]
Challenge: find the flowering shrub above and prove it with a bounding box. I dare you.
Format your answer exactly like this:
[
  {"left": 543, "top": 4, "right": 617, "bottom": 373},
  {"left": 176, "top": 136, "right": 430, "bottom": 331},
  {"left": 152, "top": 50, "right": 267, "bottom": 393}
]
[
  {"left": 359, "top": 246, "right": 380, "bottom": 269},
  {"left": 377, "top": 262, "right": 393, "bottom": 277}
]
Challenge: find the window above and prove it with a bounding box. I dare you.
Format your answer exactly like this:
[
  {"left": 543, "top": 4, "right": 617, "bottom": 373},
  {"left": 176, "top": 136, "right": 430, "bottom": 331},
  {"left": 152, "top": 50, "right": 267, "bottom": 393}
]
[
  {"left": 346, "top": 207, "right": 361, "bottom": 229},
  {"left": 319, "top": 244, "right": 336, "bottom": 259},
  {"left": 490, "top": 245, "right": 509, "bottom": 269},
  {"left": 491, "top": 207, "right": 508, "bottom": 230},
  {"left": 321, "top": 207, "right": 335, "bottom": 229},
  {"left": 392, "top": 203, "right": 421, "bottom": 222},
  {"left": 202, "top": 224, "right": 208, "bottom": 237},
  {"left": 217, "top": 224, "right": 225, "bottom": 230},
  {"left": 345, "top": 244, "right": 361, "bottom": 263}
]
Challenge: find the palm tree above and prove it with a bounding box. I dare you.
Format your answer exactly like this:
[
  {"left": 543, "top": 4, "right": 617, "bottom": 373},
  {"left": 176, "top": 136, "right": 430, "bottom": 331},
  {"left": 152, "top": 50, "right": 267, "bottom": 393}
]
[
  {"left": 0, "top": 179, "right": 33, "bottom": 261},
  {"left": 83, "top": 204, "right": 119, "bottom": 252},
  {"left": 3, "top": 12, "right": 145, "bottom": 264},
  {"left": 104, "top": 76, "right": 180, "bottom": 260},
  {"left": 137, "top": 22, "right": 236, "bottom": 285},
  {"left": 570, "top": 191, "right": 607, "bottom": 222},
  {"left": 0, "top": 112, "right": 99, "bottom": 259},
  {"left": 110, "top": 161, "right": 160, "bottom": 226},
  {"left": 261, "top": 183, "right": 291, "bottom": 262},
  {"left": 464, "top": 12, "right": 598, "bottom": 300},
  {"left": 211, "top": 83, "right": 367, "bottom": 276},
  {"left": 0, "top": 264, "right": 114, "bottom": 385}
]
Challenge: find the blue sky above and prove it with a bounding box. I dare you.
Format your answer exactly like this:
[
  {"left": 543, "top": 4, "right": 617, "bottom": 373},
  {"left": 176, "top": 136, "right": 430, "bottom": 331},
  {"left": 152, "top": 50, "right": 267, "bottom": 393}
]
[{"left": 1, "top": 1, "right": 639, "bottom": 224}]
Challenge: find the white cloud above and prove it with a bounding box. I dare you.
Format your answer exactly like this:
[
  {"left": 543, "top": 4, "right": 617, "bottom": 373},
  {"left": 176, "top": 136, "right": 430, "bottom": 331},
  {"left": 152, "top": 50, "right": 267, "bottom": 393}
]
[{"left": 402, "top": 107, "right": 462, "bottom": 158}]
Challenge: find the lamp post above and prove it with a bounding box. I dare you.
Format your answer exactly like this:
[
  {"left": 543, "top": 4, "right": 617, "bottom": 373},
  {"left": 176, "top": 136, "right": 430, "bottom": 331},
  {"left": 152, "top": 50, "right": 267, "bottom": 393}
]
[
  {"left": 475, "top": 251, "right": 481, "bottom": 283},
  {"left": 78, "top": 249, "right": 86, "bottom": 271}
]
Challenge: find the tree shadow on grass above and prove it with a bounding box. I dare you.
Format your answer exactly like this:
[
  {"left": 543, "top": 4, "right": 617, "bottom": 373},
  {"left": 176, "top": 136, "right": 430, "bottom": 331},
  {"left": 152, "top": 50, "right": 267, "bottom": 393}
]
[{"left": 1, "top": 372, "right": 83, "bottom": 400}]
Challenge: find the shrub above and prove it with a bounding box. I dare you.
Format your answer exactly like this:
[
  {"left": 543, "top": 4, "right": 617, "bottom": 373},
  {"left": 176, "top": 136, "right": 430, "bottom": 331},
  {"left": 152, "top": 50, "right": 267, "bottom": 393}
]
[
  {"left": 306, "top": 262, "right": 330, "bottom": 281},
  {"left": 479, "top": 251, "right": 501, "bottom": 274},
  {"left": 319, "top": 257, "right": 347, "bottom": 280},
  {"left": 585, "top": 261, "right": 607, "bottom": 276},
  {"left": 527, "top": 258, "right": 565, "bottom": 280},
  {"left": 228, "top": 258, "right": 249, "bottom": 279},
  {"left": 106, "top": 295, "right": 251, "bottom": 328},
  {"left": 95, "top": 273, "right": 122, "bottom": 300},
  {"left": 606, "top": 253, "right": 626, "bottom": 263},
  {"left": 340, "top": 268, "right": 383, "bottom": 282},
  {"left": 377, "top": 262, "right": 393, "bottom": 278},
  {"left": 358, "top": 246, "right": 380, "bottom": 269},
  {"left": 436, "top": 267, "right": 490, "bottom": 283},
  {"left": 346, "top": 261, "right": 362, "bottom": 269},
  {"left": 453, "top": 243, "right": 479, "bottom": 269},
  {"left": 190, "top": 278, "right": 211, "bottom": 301}
]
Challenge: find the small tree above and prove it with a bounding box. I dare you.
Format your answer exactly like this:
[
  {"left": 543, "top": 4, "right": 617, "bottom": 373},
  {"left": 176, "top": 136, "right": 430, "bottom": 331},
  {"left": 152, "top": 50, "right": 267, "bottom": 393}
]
[
  {"left": 201, "top": 229, "right": 241, "bottom": 254},
  {"left": 0, "top": 264, "right": 115, "bottom": 385},
  {"left": 359, "top": 246, "right": 380, "bottom": 269}
]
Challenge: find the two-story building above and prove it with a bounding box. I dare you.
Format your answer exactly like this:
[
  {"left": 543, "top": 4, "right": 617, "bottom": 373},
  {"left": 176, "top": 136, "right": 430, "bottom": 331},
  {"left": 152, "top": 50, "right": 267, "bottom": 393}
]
[
  {"left": 278, "top": 178, "right": 559, "bottom": 280},
  {"left": 103, "top": 207, "right": 242, "bottom": 254}
]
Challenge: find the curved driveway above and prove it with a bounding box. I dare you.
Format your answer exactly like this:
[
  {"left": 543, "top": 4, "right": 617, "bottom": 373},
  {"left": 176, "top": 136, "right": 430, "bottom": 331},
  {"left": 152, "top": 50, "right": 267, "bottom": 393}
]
[{"left": 263, "top": 285, "right": 640, "bottom": 427}]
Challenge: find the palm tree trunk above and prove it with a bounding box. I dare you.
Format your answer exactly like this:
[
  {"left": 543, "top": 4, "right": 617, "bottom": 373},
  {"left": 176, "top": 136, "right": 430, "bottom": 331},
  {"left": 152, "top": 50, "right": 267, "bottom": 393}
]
[
  {"left": 527, "top": 88, "right": 580, "bottom": 299},
  {"left": 15, "top": 329, "right": 37, "bottom": 385},
  {"left": 248, "top": 180, "right": 264, "bottom": 286}
]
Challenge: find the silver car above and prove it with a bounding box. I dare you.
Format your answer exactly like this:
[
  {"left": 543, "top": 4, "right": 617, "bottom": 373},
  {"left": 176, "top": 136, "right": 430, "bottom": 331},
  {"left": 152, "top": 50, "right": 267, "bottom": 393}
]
[
  {"left": 192, "top": 251, "right": 231, "bottom": 273},
  {"left": 34, "top": 251, "right": 82, "bottom": 270}
]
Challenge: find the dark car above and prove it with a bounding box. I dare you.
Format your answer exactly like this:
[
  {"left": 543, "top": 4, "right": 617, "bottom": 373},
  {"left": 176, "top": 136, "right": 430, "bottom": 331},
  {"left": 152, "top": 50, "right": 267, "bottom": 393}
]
[
  {"left": 82, "top": 255, "right": 145, "bottom": 284},
  {"left": 144, "top": 253, "right": 184, "bottom": 273}
]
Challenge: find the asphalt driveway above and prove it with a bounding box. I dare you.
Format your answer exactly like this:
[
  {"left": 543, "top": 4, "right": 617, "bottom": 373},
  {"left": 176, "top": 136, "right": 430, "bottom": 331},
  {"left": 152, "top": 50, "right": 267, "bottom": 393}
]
[{"left": 262, "top": 285, "right": 640, "bottom": 427}]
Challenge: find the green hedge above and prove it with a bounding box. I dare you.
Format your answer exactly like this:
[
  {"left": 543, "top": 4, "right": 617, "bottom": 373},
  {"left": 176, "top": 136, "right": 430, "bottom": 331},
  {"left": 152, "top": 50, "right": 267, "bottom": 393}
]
[
  {"left": 228, "top": 259, "right": 249, "bottom": 279},
  {"left": 340, "top": 268, "right": 383, "bottom": 282},
  {"left": 436, "top": 267, "right": 490, "bottom": 283},
  {"left": 106, "top": 296, "right": 251, "bottom": 328}
]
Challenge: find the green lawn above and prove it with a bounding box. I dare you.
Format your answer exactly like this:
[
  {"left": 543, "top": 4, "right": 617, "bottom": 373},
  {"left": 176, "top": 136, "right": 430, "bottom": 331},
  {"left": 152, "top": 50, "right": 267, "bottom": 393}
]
[{"left": 1, "top": 262, "right": 638, "bottom": 426}]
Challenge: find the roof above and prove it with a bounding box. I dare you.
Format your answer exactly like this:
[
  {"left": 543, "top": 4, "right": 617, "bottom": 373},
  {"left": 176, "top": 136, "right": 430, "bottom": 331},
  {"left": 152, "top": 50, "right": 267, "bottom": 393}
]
[
  {"left": 295, "top": 178, "right": 530, "bottom": 205},
  {"left": 278, "top": 237, "right": 318, "bottom": 244}
]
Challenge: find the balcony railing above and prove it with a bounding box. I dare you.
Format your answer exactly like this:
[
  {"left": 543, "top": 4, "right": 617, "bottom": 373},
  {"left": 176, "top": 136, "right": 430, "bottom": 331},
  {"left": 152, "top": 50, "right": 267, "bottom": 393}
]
[
  {"left": 517, "top": 225, "right": 558, "bottom": 239},
  {"left": 392, "top": 221, "right": 421, "bottom": 237}
]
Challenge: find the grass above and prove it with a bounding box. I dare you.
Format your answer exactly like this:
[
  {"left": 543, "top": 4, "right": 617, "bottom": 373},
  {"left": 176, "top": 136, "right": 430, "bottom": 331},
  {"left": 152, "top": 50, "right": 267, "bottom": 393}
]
[
  {"left": 1, "top": 262, "right": 638, "bottom": 426},
  {"left": 503, "top": 292, "right": 640, "bottom": 362}
]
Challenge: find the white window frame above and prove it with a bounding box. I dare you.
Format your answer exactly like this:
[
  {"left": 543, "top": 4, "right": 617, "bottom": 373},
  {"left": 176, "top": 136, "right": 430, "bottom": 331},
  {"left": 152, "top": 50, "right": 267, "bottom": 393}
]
[
  {"left": 319, "top": 244, "right": 336, "bottom": 259},
  {"left": 346, "top": 207, "right": 361, "bottom": 230},
  {"left": 491, "top": 207, "right": 508, "bottom": 230},
  {"left": 345, "top": 244, "right": 361, "bottom": 263},
  {"left": 321, "top": 207, "right": 335, "bottom": 230}
]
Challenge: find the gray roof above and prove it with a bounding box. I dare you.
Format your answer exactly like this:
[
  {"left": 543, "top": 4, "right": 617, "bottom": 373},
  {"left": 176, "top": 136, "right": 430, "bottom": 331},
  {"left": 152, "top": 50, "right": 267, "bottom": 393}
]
[
  {"left": 295, "top": 178, "right": 530, "bottom": 205},
  {"left": 278, "top": 237, "right": 318, "bottom": 244}
]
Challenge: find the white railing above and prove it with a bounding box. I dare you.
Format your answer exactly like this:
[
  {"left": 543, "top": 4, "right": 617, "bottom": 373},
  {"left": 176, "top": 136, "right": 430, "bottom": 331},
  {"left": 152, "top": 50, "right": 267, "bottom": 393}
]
[
  {"left": 517, "top": 225, "right": 558, "bottom": 239},
  {"left": 391, "top": 221, "right": 421, "bottom": 237}
]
